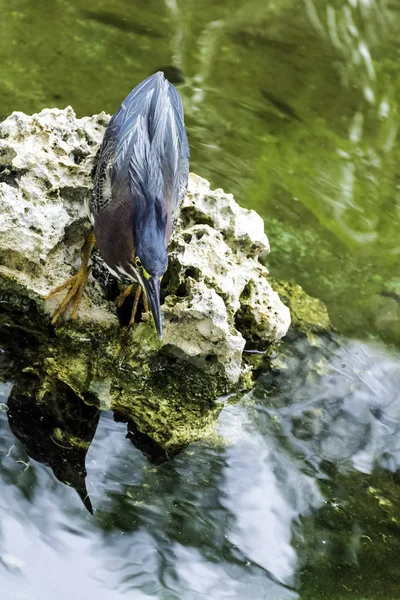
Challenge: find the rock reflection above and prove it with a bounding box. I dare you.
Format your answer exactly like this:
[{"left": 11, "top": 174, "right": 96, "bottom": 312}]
[
  {"left": 124, "top": 417, "right": 168, "bottom": 465},
  {"left": 7, "top": 378, "right": 100, "bottom": 514}
]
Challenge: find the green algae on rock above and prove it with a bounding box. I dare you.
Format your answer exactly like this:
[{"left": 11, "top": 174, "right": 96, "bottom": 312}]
[
  {"left": 269, "top": 277, "right": 331, "bottom": 336},
  {"left": 0, "top": 107, "right": 290, "bottom": 453}
]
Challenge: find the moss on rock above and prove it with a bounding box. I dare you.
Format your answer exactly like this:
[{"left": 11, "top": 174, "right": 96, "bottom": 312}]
[{"left": 269, "top": 277, "right": 331, "bottom": 335}]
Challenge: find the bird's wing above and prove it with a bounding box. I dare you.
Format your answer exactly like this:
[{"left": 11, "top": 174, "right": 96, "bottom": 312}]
[
  {"left": 166, "top": 82, "right": 190, "bottom": 213},
  {"left": 93, "top": 72, "right": 189, "bottom": 230},
  {"left": 176, "top": 119, "right": 190, "bottom": 209},
  {"left": 91, "top": 123, "right": 118, "bottom": 215},
  {"left": 92, "top": 75, "right": 157, "bottom": 216},
  {"left": 114, "top": 75, "right": 156, "bottom": 177}
]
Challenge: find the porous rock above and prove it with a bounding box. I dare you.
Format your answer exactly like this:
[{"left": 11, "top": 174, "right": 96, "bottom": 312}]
[{"left": 0, "top": 106, "right": 290, "bottom": 453}]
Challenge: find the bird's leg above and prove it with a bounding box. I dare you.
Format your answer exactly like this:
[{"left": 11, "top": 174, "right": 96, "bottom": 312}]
[
  {"left": 129, "top": 285, "right": 143, "bottom": 327},
  {"left": 115, "top": 283, "right": 149, "bottom": 325},
  {"left": 45, "top": 230, "right": 96, "bottom": 325},
  {"left": 143, "top": 290, "right": 149, "bottom": 313},
  {"left": 115, "top": 283, "right": 135, "bottom": 309}
]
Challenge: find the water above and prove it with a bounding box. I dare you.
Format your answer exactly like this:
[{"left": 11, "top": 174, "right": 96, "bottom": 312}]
[{"left": 1, "top": 0, "right": 400, "bottom": 597}]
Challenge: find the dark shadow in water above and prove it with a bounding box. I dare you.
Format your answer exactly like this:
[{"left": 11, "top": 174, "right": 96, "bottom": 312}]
[
  {"left": 153, "top": 66, "right": 185, "bottom": 85},
  {"left": 114, "top": 412, "right": 168, "bottom": 465},
  {"left": 81, "top": 10, "right": 166, "bottom": 38},
  {"left": 0, "top": 321, "right": 175, "bottom": 516},
  {"left": 7, "top": 377, "right": 100, "bottom": 513},
  {"left": 260, "top": 89, "right": 303, "bottom": 122}
]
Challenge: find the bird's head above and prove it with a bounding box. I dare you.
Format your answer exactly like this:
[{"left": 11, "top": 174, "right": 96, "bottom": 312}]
[{"left": 133, "top": 242, "right": 168, "bottom": 339}]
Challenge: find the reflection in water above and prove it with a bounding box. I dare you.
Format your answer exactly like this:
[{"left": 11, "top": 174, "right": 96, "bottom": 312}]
[
  {"left": 260, "top": 89, "right": 303, "bottom": 123},
  {"left": 254, "top": 334, "right": 400, "bottom": 476},
  {"left": 1, "top": 332, "right": 400, "bottom": 597},
  {"left": 125, "top": 417, "right": 169, "bottom": 465},
  {"left": 220, "top": 405, "right": 321, "bottom": 590},
  {"left": 303, "top": 0, "right": 398, "bottom": 243},
  {"left": 220, "top": 334, "right": 400, "bottom": 597},
  {"left": 80, "top": 9, "right": 167, "bottom": 37},
  {"left": 7, "top": 379, "right": 100, "bottom": 514}
]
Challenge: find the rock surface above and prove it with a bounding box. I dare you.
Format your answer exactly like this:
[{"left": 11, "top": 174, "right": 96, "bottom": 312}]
[{"left": 0, "top": 106, "right": 290, "bottom": 453}]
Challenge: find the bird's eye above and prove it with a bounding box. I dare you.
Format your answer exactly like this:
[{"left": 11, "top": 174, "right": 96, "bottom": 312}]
[{"left": 135, "top": 257, "right": 143, "bottom": 269}]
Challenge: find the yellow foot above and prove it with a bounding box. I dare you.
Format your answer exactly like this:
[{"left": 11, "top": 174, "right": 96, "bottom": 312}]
[
  {"left": 45, "top": 230, "right": 96, "bottom": 326},
  {"left": 45, "top": 266, "right": 91, "bottom": 326},
  {"left": 115, "top": 283, "right": 149, "bottom": 327}
]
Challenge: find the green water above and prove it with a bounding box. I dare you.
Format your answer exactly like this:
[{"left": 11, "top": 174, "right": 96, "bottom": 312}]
[{"left": 1, "top": 0, "right": 400, "bottom": 598}]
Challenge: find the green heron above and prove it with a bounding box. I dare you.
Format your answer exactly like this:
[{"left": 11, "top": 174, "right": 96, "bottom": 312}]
[{"left": 46, "top": 72, "right": 190, "bottom": 337}]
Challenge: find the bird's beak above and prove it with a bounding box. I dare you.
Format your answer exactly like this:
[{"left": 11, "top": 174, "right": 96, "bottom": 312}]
[{"left": 143, "top": 277, "right": 162, "bottom": 338}]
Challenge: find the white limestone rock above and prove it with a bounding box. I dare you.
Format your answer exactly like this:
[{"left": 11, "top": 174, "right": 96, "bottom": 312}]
[
  {"left": 0, "top": 107, "right": 290, "bottom": 386},
  {"left": 179, "top": 173, "right": 270, "bottom": 257},
  {"left": 0, "top": 107, "right": 112, "bottom": 320},
  {"left": 163, "top": 281, "right": 246, "bottom": 383}
]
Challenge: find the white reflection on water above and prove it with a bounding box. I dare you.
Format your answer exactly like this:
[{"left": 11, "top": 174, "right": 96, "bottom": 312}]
[
  {"left": 260, "top": 337, "right": 400, "bottom": 475},
  {"left": 216, "top": 335, "right": 400, "bottom": 593},
  {"left": 219, "top": 406, "right": 321, "bottom": 587},
  {"left": 0, "top": 411, "right": 130, "bottom": 600},
  {"left": 172, "top": 543, "right": 298, "bottom": 600}
]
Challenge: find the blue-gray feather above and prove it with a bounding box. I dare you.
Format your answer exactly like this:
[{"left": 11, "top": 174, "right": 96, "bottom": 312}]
[
  {"left": 91, "top": 71, "right": 189, "bottom": 281},
  {"left": 93, "top": 72, "right": 189, "bottom": 221}
]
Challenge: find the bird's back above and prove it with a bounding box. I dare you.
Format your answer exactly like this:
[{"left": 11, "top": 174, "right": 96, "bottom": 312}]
[{"left": 91, "top": 72, "right": 189, "bottom": 279}]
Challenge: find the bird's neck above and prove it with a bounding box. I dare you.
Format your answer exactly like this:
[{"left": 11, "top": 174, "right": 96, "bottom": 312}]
[{"left": 133, "top": 194, "right": 167, "bottom": 247}]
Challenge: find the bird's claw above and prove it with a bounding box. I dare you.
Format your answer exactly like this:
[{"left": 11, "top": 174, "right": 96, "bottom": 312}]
[
  {"left": 129, "top": 285, "right": 143, "bottom": 327},
  {"left": 45, "top": 229, "right": 96, "bottom": 326},
  {"left": 115, "top": 284, "right": 149, "bottom": 327},
  {"left": 45, "top": 265, "right": 91, "bottom": 325}
]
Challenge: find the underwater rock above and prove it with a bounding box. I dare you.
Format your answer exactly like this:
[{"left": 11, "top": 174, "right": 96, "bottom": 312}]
[{"left": 0, "top": 106, "right": 290, "bottom": 453}]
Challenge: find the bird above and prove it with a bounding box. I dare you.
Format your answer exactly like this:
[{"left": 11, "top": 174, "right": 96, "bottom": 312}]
[{"left": 46, "top": 72, "right": 190, "bottom": 338}]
